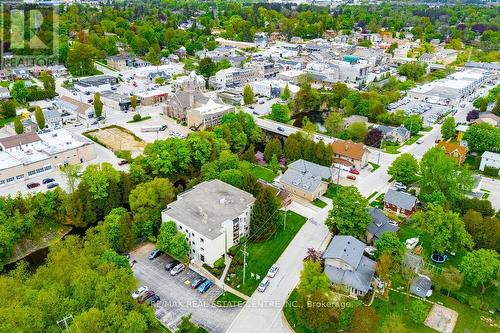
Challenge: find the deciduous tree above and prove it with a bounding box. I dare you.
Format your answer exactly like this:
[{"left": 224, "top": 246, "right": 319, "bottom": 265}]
[
  {"left": 243, "top": 84, "right": 255, "bottom": 105},
  {"left": 388, "top": 153, "right": 419, "bottom": 185},
  {"left": 459, "top": 249, "right": 499, "bottom": 294},
  {"left": 324, "top": 112, "right": 344, "bottom": 136},
  {"left": 440, "top": 117, "right": 456, "bottom": 140},
  {"left": 463, "top": 123, "right": 500, "bottom": 153},
  {"left": 326, "top": 186, "right": 371, "bottom": 238}
]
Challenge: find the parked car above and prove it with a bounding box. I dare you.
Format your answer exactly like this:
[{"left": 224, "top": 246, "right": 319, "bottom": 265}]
[
  {"left": 277, "top": 127, "right": 285, "bottom": 132},
  {"left": 346, "top": 175, "right": 356, "bottom": 180},
  {"left": 27, "top": 182, "right": 40, "bottom": 189},
  {"left": 394, "top": 182, "right": 407, "bottom": 191},
  {"left": 267, "top": 264, "right": 279, "bottom": 278},
  {"left": 96, "top": 116, "right": 105, "bottom": 121},
  {"left": 197, "top": 279, "right": 213, "bottom": 294},
  {"left": 170, "top": 263, "right": 185, "bottom": 276},
  {"left": 191, "top": 277, "right": 206, "bottom": 289},
  {"left": 47, "top": 183, "right": 59, "bottom": 189},
  {"left": 258, "top": 277, "right": 270, "bottom": 292},
  {"left": 147, "top": 295, "right": 160, "bottom": 305},
  {"left": 349, "top": 169, "right": 359, "bottom": 175},
  {"left": 165, "top": 260, "right": 180, "bottom": 271},
  {"left": 138, "top": 290, "right": 155, "bottom": 303},
  {"left": 131, "top": 286, "right": 149, "bottom": 299},
  {"left": 118, "top": 160, "right": 128, "bottom": 166},
  {"left": 416, "top": 138, "right": 424, "bottom": 144},
  {"left": 248, "top": 106, "right": 254, "bottom": 109},
  {"left": 42, "top": 178, "right": 55, "bottom": 184},
  {"left": 148, "top": 249, "right": 162, "bottom": 260}
]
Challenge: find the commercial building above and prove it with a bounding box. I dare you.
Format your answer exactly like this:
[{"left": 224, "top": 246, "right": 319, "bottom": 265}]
[
  {"left": 276, "top": 69, "right": 305, "bottom": 84},
  {"left": 74, "top": 75, "right": 116, "bottom": 94},
  {"left": 187, "top": 99, "right": 234, "bottom": 130},
  {"left": 0, "top": 129, "right": 96, "bottom": 187},
  {"left": 407, "top": 69, "right": 489, "bottom": 106},
  {"left": 134, "top": 89, "right": 168, "bottom": 106},
  {"left": 161, "top": 179, "right": 255, "bottom": 267},
  {"left": 249, "top": 79, "right": 299, "bottom": 98},
  {"left": 55, "top": 96, "right": 94, "bottom": 119},
  {"left": 209, "top": 67, "right": 256, "bottom": 89},
  {"left": 215, "top": 38, "right": 257, "bottom": 50},
  {"left": 100, "top": 91, "right": 131, "bottom": 111}
]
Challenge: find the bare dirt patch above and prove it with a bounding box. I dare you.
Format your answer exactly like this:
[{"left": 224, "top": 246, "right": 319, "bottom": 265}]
[
  {"left": 84, "top": 125, "right": 146, "bottom": 154},
  {"left": 424, "top": 303, "right": 458, "bottom": 333}
]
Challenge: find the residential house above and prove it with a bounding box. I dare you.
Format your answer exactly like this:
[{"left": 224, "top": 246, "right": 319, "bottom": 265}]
[
  {"left": 331, "top": 140, "right": 370, "bottom": 170},
  {"left": 12, "top": 68, "right": 30, "bottom": 80},
  {"left": 31, "top": 109, "right": 63, "bottom": 129},
  {"left": 410, "top": 275, "right": 433, "bottom": 298},
  {"left": 479, "top": 151, "right": 500, "bottom": 172},
  {"left": 366, "top": 208, "right": 399, "bottom": 244},
  {"left": 147, "top": 70, "right": 171, "bottom": 82},
  {"left": 279, "top": 159, "right": 337, "bottom": 201},
  {"left": 0, "top": 87, "right": 10, "bottom": 100},
  {"left": 323, "top": 235, "right": 376, "bottom": 297},
  {"left": 436, "top": 141, "right": 468, "bottom": 164},
  {"left": 161, "top": 179, "right": 255, "bottom": 267},
  {"left": 5, "top": 119, "right": 38, "bottom": 135},
  {"left": 377, "top": 125, "right": 411, "bottom": 144},
  {"left": 383, "top": 189, "right": 418, "bottom": 217}
]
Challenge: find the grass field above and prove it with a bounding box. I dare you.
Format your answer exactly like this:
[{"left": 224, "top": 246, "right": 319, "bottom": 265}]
[
  {"left": 213, "top": 292, "right": 246, "bottom": 306},
  {"left": 312, "top": 198, "right": 327, "bottom": 208},
  {"left": 250, "top": 165, "right": 277, "bottom": 182},
  {"left": 369, "top": 162, "right": 380, "bottom": 172},
  {"left": 225, "top": 211, "right": 307, "bottom": 295}
]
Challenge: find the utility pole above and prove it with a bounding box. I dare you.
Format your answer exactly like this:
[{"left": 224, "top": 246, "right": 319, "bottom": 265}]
[
  {"left": 57, "top": 315, "right": 74, "bottom": 332},
  {"left": 242, "top": 242, "right": 248, "bottom": 285},
  {"left": 377, "top": 138, "right": 384, "bottom": 166},
  {"left": 283, "top": 206, "right": 287, "bottom": 231}
]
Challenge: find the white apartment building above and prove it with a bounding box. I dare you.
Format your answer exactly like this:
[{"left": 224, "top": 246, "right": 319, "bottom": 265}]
[
  {"left": 161, "top": 180, "right": 255, "bottom": 267},
  {"left": 249, "top": 79, "right": 299, "bottom": 98},
  {"left": 209, "top": 67, "right": 256, "bottom": 89}
]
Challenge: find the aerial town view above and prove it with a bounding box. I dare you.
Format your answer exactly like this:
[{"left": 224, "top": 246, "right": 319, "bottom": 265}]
[{"left": 0, "top": 0, "right": 499, "bottom": 332}]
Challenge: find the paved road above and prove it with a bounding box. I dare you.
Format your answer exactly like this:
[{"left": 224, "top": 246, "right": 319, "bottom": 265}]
[
  {"left": 481, "top": 177, "right": 500, "bottom": 210},
  {"left": 226, "top": 200, "right": 332, "bottom": 333}
]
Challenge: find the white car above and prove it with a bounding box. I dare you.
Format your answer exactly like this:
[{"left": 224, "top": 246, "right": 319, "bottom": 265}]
[
  {"left": 258, "top": 277, "right": 270, "bottom": 292},
  {"left": 267, "top": 264, "right": 279, "bottom": 278},
  {"left": 416, "top": 138, "right": 424, "bottom": 144},
  {"left": 131, "top": 285, "right": 149, "bottom": 299},
  {"left": 170, "top": 263, "right": 185, "bottom": 276}
]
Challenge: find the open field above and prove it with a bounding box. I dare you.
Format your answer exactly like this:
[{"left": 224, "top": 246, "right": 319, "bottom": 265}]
[{"left": 84, "top": 125, "right": 146, "bottom": 154}]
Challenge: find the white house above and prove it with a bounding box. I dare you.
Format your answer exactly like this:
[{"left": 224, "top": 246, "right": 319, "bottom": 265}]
[
  {"left": 480, "top": 151, "right": 500, "bottom": 171},
  {"left": 0, "top": 87, "right": 10, "bottom": 100},
  {"left": 161, "top": 179, "right": 255, "bottom": 267}
]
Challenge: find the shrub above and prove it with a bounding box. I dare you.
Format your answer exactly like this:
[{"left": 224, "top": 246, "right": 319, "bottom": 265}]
[
  {"left": 133, "top": 114, "right": 141, "bottom": 122},
  {"left": 483, "top": 166, "right": 499, "bottom": 177},
  {"left": 469, "top": 296, "right": 482, "bottom": 310},
  {"left": 213, "top": 257, "right": 225, "bottom": 269}
]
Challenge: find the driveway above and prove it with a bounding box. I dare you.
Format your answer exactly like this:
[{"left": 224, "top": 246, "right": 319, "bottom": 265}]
[{"left": 130, "top": 243, "right": 242, "bottom": 333}]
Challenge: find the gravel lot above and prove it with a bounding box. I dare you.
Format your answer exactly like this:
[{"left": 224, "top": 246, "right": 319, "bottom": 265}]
[{"left": 130, "top": 243, "right": 242, "bottom": 333}]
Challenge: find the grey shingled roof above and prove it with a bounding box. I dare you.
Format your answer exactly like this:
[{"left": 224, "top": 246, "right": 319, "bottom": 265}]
[
  {"left": 367, "top": 208, "right": 399, "bottom": 240},
  {"left": 322, "top": 235, "right": 365, "bottom": 269},
  {"left": 410, "top": 275, "right": 432, "bottom": 298},
  {"left": 384, "top": 189, "right": 417, "bottom": 211},
  {"left": 324, "top": 256, "right": 376, "bottom": 293},
  {"left": 288, "top": 159, "right": 336, "bottom": 180},
  {"left": 163, "top": 179, "right": 255, "bottom": 240}
]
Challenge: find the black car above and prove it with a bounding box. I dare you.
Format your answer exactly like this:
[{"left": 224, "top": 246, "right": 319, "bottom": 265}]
[
  {"left": 147, "top": 295, "right": 160, "bottom": 305},
  {"left": 42, "top": 178, "right": 55, "bottom": 184},
  {"left": 165, "top": 260, "right": 180, "bottom": 271},
  {"left": 191, "top": 277, "right": 206, "bottom": 289},
  {"left": 47, "top": 183, "right": 59, "bottom": 189}
]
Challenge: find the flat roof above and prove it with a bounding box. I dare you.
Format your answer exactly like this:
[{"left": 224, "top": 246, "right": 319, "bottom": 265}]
[{"left": 163, "top": 179, "right": 255, "bottom": 240}]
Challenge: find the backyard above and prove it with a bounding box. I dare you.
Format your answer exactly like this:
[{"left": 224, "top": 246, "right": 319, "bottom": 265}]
[
  {"left": 225, "top": 211, "right": 307, "bottom": 295},
  {"left": 250, "top": 164, "right": 277, "bottom": 183}
]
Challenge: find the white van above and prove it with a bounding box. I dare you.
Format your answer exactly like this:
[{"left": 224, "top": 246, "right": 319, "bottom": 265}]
[{"left": 258, "top": 277, "right": 270, "bottom": 292}]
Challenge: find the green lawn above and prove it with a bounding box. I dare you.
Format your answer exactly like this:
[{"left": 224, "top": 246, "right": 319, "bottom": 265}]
[
  {"left": 225, "top": 211, "right": 307, "bottom": 295},
  {"left": 404, "top": 134, "right": 423, "bottom": 146},
  {"left": 126, "top": 115, "right": 152, "bottom": 123},
  {"left": 312, "top": 198, "right": 327, "bottom": 208},
  {"left": 384, "top": 145, "right": 401, "bottom": 154},
  {"left": 250, "top": 165, "right": 277, "bottom": 182},
  {"left": 0, "top": 81, "right": 10, "bottom": 88},
  {"left": 367, "top": 191, "right": 378, "bottom": 201},
  {"left": 420, "top": 127, "right": 433, "bottom": 132},
  {"left": 213, "top": 291, "right": 246, "bottom": 306},
  {"left": 372, "top": 291, "right": 435, "bottom": 333},
  {"left": 324, "top": 184, "right": 341, "bottom": 199},
  {"left": 369, "top": 162, "right": 380, "bottom": 172}
]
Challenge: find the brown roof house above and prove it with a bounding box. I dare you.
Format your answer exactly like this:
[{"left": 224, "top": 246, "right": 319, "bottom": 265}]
[
  {"left": 331, "top": 140, "right": 370, "bottom": 170},
  {"left": 436, "top": 141, "right": 468, "bottom": 164}
]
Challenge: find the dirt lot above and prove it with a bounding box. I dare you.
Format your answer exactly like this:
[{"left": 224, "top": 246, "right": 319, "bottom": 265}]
[
  {"left": 424, "top": 303, "right": 458, "bottom": 333},
  {"left": 85, "top": 126, "right": 146, "bottom": 154}
]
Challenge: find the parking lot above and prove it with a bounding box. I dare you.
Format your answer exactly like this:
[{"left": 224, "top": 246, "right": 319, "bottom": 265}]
[
  {"left": 130, "top": 243, "right": 242, "bottom": 333},
  {"left": 389, "top": 99, "right": 452, "bottom": 126}
]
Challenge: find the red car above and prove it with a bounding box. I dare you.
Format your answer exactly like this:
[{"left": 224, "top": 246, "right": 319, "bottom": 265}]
[
  {"left": 349, "top": 169, "right": 360, "bottom": 175},
  {"left": 347, "top": 175, "right": 356, "bottom": 180},
  {"left": 118, "top": 160, "right": 128, "bottom": 166},
  {"left": 27, "top": 182, "right": 40, "bottom": 189}
]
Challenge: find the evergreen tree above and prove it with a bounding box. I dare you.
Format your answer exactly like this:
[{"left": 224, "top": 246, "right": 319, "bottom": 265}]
[
  {"left": 14, "top": 117, "right": 24, "bottom": 134},
  {"left": 94, "top": 92, "right": 103, "bottom": 118},
  {"left": 34, "top": 106, "right": 45, "bottom": 130},
  {"left": 249, "top": 187, "right": 282, "bottom": 241}
]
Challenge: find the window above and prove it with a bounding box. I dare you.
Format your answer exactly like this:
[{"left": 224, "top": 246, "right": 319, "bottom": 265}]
[
  {"left": 44, "top": 165, "right": 52, "bottom": 171},
  {"left": 179, "top": 226, "right": 182, "bottom": 230},
  {"left": 28, "top": 170, "right": 36, "bottom": 176},
  {"left": 0, "top": 180, "right": 5, "bottom": 186},
  {"left": 6, "top": 177, "right": 14, "bottom": 183},
  {"left": 200, "top": 237, "right": 204, "bottom": 243},
  {"left": 200, "top": 255, "right": 205, "bottom": 262},
  {"left": 16, "top": 175, "right": 24, "bottom": 180}
]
